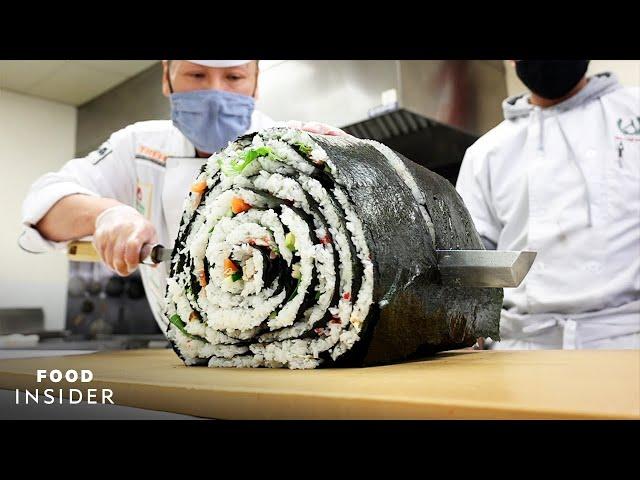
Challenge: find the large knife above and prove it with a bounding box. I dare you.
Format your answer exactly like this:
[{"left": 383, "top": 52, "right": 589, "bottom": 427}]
[
  {"left": 67, "top": 241, "right": 536, "bottom": 288},
  {"left": 67, "top": 241, "right": 172, "bottom": 265}
]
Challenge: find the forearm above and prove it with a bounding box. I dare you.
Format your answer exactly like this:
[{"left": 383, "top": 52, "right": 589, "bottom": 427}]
[{"left": 35, "top": 194, "right": 122, "bottom": 242}]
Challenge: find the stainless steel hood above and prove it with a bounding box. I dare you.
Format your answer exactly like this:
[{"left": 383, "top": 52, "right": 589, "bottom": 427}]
[
  {"left": 257, "top": 60, "right": 508, "bottom": 184},
  {"left": 392, "top": 60, "right": 507, "bottom": 135},
  {"left": 340, "top": 60, "right": 507, "bottom": 184},
  {"left": 341, "top": 107, "right": 478, "bottom": 185}
]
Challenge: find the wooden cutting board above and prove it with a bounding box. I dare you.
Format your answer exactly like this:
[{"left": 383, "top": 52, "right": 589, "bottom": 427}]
[{"left": 0, "top": 349, "right": 638, "bottom": 419}]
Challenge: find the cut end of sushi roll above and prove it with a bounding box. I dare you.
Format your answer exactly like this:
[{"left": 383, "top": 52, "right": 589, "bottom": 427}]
[{"left": 163, "top": 127, "right": 502, "bottom": 369}]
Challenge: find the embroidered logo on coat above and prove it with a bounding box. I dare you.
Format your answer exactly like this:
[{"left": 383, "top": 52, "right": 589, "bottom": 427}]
[
  {"left": 88, "top": 142, "right": 112, "bottom": 165},
  {"left": 617, "top": 117, "right": 640, "bottom": 136},
  {"left": 136, "top": 146, "right": 168, "bottom": 165}
]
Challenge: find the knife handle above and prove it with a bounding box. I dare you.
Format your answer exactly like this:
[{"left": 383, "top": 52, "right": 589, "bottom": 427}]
[
  {"left": 67, "top": 241, "right": 160, "bottom": 265},
  {"left": 67, "top": 241, "right": 101, "bottom": 262}
]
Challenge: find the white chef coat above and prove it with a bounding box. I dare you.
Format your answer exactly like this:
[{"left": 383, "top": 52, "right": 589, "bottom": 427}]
[
  {"left": 20, "top": 110, "right": 275, "bottom": 332},
  {"left": 456, "top": 72, "right": 640, "bottom": 349}
]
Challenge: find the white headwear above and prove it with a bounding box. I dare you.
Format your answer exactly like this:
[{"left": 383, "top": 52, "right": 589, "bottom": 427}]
[{"left": 187, "top": 60, "right": 251, "bottom": 68}]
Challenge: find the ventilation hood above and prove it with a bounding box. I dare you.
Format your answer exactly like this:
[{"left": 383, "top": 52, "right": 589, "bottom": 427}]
[
  {"left": 257, "top": 60, "right": 507, "bottom": 184},
  {"left": 341, "top": 107, "right": 478, "bottom": 185},
  {"left": 339, "top": 60, "right": 507, "bottom": 185}
]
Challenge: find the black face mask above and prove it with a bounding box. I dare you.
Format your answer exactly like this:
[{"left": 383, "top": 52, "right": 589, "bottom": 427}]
[{"left": 516, "top": 60, "right": 590, "bottom": 100}]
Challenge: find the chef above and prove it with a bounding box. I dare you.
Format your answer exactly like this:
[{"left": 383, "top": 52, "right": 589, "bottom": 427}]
[
  {"left": 456, "top": 60, "right": 640, "bottom": 349},
  {"left": 19, "top": 59, "right": 343, "bottom": 332}
]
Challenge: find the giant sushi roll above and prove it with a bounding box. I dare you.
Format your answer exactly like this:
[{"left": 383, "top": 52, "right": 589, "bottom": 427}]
[{"left": 164, "top": 128, "right": 502, "bottom": 369}]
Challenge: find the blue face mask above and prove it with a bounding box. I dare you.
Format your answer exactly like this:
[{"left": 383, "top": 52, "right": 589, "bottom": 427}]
[{"left": 170, "top": 89, "right": 255, "bottom": 155}]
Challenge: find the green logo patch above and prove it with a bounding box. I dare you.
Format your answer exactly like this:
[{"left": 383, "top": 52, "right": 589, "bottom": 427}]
[{"left": 617, "top": 117, "right": 640, "bottom": 135}]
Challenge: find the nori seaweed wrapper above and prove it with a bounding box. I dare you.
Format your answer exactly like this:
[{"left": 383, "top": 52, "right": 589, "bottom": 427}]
[{"left": 164, "top": 128, "right": 502, "bottom": 368}]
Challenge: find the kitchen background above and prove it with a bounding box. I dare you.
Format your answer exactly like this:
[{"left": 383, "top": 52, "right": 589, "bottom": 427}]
[{"left": 0, "top": 60, "right": 638, "bottom": 336}]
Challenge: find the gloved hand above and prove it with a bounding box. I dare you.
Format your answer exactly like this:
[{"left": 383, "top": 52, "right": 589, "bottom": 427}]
[
  {"left": 287, "top": 120, "right": 349, "bottom": 137},
  {"left": 93, "top": 204, "right": 158, "bottom": 276}
]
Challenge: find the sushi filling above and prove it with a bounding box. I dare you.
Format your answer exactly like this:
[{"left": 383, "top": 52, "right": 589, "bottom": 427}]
[{"left": 165, "top": 128, "right": 375, "bottom": 369}]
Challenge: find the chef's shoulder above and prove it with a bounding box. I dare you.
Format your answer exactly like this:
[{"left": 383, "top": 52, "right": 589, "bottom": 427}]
[
  {"left": 605, "top": 84, "right": 640, "bottom": 114},
  {"left": 84, "top": 120, "right": 178, "bottom": 164},
  {"left": 250, "top": 109, "right": 276, "bottom": 131},
  {"left": 462, "top": 118, "right": 523, "bottom": 176}
]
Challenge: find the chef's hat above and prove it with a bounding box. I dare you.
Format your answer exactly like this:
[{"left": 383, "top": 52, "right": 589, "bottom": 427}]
[{"left": 187, "top": 60, "right": 252, "bottom": 68}]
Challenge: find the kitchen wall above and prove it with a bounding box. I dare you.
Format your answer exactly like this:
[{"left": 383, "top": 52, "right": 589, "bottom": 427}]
[
  {"left": 76, "top": 60, "right": 639, "bottom": 156},
  {"left": 255, "top": 60, "right": 507, "bottom": 136},
  {"left": 75, "top": 59, "right": 640, "bottom": 157},
  {"left": 256, "top": 60, "right": 398, "bottom": 128},
  {"left": 0, "top": 89, "right": 77, "bottom": 330},
  {"left": 504, "top": 60, "right": 640, "bottom": 97},
  {"left": 76, "top": 60, "right": 401, "bottom": 156},
  {"left": 76, "top": 62, "right": 168, "bottom": 157}
]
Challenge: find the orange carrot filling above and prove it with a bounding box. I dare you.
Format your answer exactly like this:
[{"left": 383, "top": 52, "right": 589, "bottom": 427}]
[
  {"left": 231, "top": 196, "right": 252, "bottom": 214},
  {"left": 224, "top": 258, "right": 239, "bottom": 277},
  {"left": 198, "top": 270, "right": 207, "bottom": 287},
  {"left": 190, "top": 180, "right": 207, "bottom": 194}
]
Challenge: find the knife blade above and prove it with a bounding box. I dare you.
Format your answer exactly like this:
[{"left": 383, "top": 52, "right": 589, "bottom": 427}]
[
  {"left": 67, "top": 241, "right": 536, "bottom": 288},
  {"left": 436, "top": 249, "right": 537, "bottom": 288}
]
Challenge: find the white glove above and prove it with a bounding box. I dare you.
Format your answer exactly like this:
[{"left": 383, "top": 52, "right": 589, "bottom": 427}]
[
  {"left": 286, "top": 120, "right": 349, "bottom": 137},
  {"left": 93, "top": 204, "right": 157, "bottom": 276}
]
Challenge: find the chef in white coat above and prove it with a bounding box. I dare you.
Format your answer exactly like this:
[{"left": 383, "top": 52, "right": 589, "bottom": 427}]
[
  {"left": 19, "top": 59, "right": 343, "bottom": 332},
  {"left": 456, "top": 60, "right": 640, "bottom": 350}
]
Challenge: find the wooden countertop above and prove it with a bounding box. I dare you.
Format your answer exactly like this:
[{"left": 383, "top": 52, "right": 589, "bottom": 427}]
[{"left": 0, "top": 349, "right": 638, "bottom": 419}]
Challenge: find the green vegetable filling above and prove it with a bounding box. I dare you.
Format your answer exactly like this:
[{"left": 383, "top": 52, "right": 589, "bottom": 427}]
[
  {"left": 294, "top": 142, "right": 313, "bottom": 155},
  {"left": 222, "top": 146, "right": 276, "bottom": 177},
  {"left": 231, "top": 271, "right": 242, "bottom": 282},
  {"left": 169, "top": 314, "right": 206, "bottom": 342},
  {"left": 286, "top": 278, "right": 300, "bottom": 302},
  {"left": 284, "top": 232, "right": 296, "bottom": 251}
]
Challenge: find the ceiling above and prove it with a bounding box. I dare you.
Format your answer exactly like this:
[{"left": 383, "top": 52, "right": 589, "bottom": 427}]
[{"left": 0, "top": 60, "right": 159, "bottom": 106}]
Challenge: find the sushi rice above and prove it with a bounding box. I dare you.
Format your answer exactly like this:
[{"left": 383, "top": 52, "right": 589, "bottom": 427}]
[
  {"left": 164, "top": 128, "right": 381, "bottom": 369},
  {"left": 163, "top": 126, "right": 497, "bottom": 369}
]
